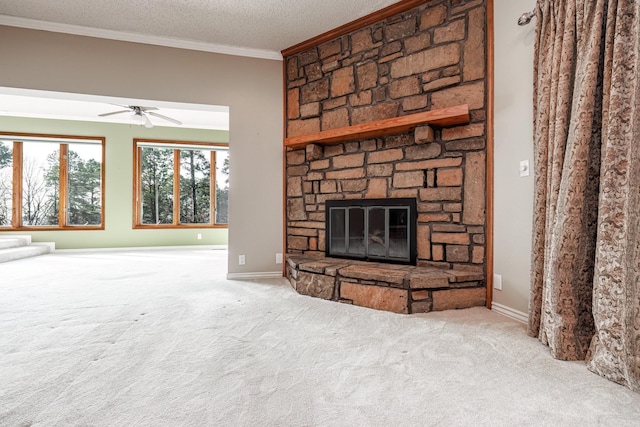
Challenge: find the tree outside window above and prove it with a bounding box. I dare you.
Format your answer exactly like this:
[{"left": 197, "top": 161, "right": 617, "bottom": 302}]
[
  {"left": 141, "top": 147, "right": 174, "bottom": 224},
  {"left": 0, "top": 133, "right": 104, "bottom": 230},
  {"left": 134, "top": 139, "right": 228, "bottom": 228},
  {"left": 0, "top": 140, "right": 13, "bottom": 226},
  {"left": 215, "top": 151, "right": 229, "bottom": 225}
]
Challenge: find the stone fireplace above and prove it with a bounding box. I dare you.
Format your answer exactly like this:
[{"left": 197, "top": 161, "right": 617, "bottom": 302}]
[{"left": 282, "top": 0, "right": 488, "bottom": 314}]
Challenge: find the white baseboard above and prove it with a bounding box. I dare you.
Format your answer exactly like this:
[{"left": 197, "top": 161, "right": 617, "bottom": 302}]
[
  {"left": 227, "top": 271, "right": 284, "bottom": 280},
  {"left": 492, "top": 302, "right": 528, "bottom": 324},
  {"left": 56, "top": 245, "right": 228, "bottom": 253}
]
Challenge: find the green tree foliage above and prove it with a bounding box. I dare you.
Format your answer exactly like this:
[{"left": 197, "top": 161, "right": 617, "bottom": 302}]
[
  {"left": 140, "top": 147, "right": 228, "bottom": 225},
  {"left": 220, "top": 154, "right": 229, "bottom": 180},
  {"left": 215, "top": 188, "right": 228, "bottom": 224},
  {"left": 43, "top": 149, "right": 102, "bottom": 225},
  {"left": 0, "top": 143, "right": 12, "bottom": 226},
  {"left": 140, "top": 147, "right": 174, "bottom": 224},
  {"left": 179, "top": 150, "right": 210, "bottom": 223},
  {"left": 42, "top": 151, "right": 60, "bottom": 225},
  {"left": 68, "top": 151, "right": 102, "bottom": 225},
  {"left": 1, "top": 142, "right": 102, "bottom": 227},
  {"left": 0, "top": 143, "right": 10, "bottom": 169},
  {"left": 215, "top": 155, "right": 229, "bottom": 224}
]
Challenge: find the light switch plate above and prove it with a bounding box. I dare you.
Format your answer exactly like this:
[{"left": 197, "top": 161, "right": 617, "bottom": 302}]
[
  {"left": 493, "top": 274, "right": 503, "bottom": 290},
  {"left": 519, "top": 160, "right": 530, "bottom": 177}
]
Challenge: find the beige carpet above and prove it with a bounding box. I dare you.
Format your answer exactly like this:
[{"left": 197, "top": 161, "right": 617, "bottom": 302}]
[{"left": 1, "top": 249, "right": 639, "bottom": 426}]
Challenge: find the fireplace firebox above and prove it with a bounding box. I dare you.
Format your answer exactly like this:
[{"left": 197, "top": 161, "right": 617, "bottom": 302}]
[{"left": 326, "top": 198, "right": 417, "bottom": 265}]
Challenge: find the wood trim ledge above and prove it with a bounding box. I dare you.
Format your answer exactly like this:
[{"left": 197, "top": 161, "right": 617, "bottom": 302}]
[{"left": 284, "top": 104, "right": 469, "bottom": 149}]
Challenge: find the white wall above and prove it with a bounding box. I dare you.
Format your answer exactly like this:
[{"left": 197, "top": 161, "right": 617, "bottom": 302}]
[
  {"left": 0, "top": 26, "right": 283, "bottom": 276},
  {"left": 493, "top": 0, "right": 536, "bottom": 315}
]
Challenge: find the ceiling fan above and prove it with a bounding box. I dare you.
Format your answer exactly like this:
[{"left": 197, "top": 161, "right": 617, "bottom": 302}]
[{"left": 98, "top": 105, "right": 182, "bottom": 128}]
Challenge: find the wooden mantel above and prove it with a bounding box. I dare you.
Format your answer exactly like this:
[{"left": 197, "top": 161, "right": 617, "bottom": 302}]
[{"left": 284, "top": 104, "right": 469, "bottom": 149}]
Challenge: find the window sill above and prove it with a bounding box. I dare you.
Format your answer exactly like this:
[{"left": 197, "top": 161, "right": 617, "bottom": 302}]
[
  {"left": 133, "top": 224, "right": 228, "bottom": 229},
  {"left": 0, "top": 226, "right": 104, "bottom": 231}
]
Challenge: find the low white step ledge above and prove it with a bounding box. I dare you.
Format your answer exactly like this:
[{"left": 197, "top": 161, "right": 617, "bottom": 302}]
[
  {"left": 0, "top": 245, "right": 51, "bottom": 263},
  {"left": 0, "top": 235, "right": 32, "bottom": 245},
  {"left": 0, "top": 238, "right": 28, "bottom": 250}
]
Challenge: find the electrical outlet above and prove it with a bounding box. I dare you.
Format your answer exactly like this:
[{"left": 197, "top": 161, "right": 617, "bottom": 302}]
[
  {"left": 276, "top": 253, "right": 283, "bottom": 264},
  {"left": 238, "top": 255, "right": 245, "bottom": 265},
  {"left": 197, "top": 233, "right": 202, "bottom": 240},
  {"left": 493, "top": 274, "right": 503, "bottom": 291},
  {"left": 519, "top": 160, "right": 530, "bottom": 177}
]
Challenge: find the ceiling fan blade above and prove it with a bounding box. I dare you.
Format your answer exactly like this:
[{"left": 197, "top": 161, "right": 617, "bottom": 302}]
[
  {"left": 143, "top": 114, "right": 154, "bottom": 128},
  {"left": 138, "top": 106, "right": 159, "bottom": 112},
  {"left": 98, "top": 109, "right": 132, "bottom": 117},
  {"left": 147, "top": 111, "right": 182, "bottom": 125}
]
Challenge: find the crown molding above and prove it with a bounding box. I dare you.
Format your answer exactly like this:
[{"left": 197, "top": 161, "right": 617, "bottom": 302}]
[{"left": 0, "top": 15, "right": 283, "bottom": 61}]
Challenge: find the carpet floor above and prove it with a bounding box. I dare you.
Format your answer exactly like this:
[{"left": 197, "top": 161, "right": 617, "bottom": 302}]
[{"left": 1, "top": 248, "right": 639, "bottom": 426}]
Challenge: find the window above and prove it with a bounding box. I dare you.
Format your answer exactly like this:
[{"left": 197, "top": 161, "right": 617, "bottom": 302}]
[
  {"left": 0, "top": 132, "right": 105, "bottom": 230},
  {"left": 133, "top": 139, "right": 228, "bottom": 228}
]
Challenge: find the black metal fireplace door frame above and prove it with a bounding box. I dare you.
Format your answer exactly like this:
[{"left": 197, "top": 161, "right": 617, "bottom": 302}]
[{"left": 325, "top": 198, "right": 417, "bottom": 265}]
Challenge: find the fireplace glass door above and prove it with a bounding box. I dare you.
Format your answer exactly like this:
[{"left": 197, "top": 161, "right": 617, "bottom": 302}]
[
  {"left": 326, "top": 199, "right": 416, "bottom": 264},
  {"left": 329, "top": 207, "right": 365, "bottom": 257}
]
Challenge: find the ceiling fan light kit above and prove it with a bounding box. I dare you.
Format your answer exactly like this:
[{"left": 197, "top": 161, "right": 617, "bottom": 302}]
[{"left": 130, "top": 112, "right": 144, "bottom": 123}]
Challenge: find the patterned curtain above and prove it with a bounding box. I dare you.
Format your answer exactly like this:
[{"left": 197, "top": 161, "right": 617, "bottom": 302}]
[
  {"left": 528, "top": 0, "right": 640, "bottom": 391},
  {"left": 528, "top": 0, "right": 603, "bottom": 361},
  {"left": 586, "top": 0, "right": 640, "bottom": 392}
]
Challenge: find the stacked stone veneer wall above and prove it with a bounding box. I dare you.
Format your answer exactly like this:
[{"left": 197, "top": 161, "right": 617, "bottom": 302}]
[{"left": 284, "top": 0, "right": 487, "bottom": 273}]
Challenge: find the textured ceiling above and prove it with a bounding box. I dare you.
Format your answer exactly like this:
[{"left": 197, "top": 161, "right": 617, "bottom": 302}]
[{"left": 0, "top": 0, "right": 400, "bottom": 57}]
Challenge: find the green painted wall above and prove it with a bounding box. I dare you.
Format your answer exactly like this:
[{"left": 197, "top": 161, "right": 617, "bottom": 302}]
[{"left": 0, "top": 115, "right": 229, "bottom": 249}]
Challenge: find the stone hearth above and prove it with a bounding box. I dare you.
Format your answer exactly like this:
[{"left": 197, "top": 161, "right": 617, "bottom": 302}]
[{"left": 286, "top": 254, "right": 486, "bottom": 314}]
